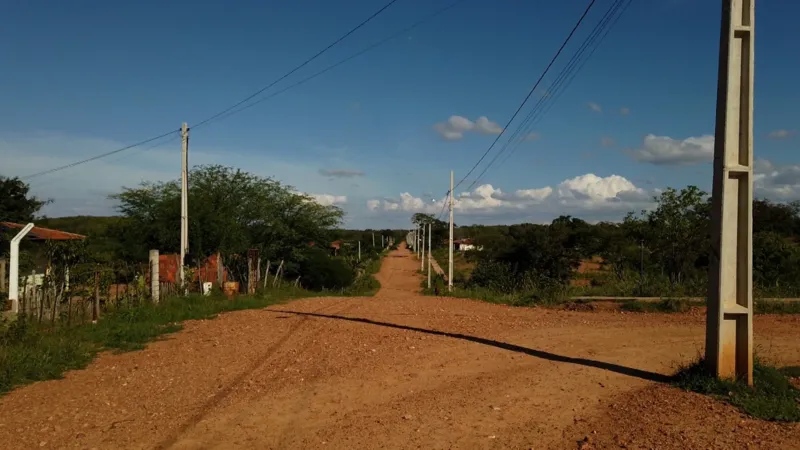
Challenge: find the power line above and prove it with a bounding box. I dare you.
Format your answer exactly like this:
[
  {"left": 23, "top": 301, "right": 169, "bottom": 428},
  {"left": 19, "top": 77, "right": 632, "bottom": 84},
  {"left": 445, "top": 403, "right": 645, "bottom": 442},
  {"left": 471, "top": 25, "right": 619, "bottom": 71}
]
[
  {"left": 449, "top": 0, "right": 598, "bottom": 196},
  {"left": 23, "top": 0, "right": 465, "bottom": 180},
  {"left": 468, "top": 0, "right": 632, "bottom": 190},
  {"left": 22, "top": 129, "right": 179, "bottom": 180},
  {"left": 193, "top": 0, "right": 469, "bottom": 127},
  {"left": 191, "top": 0, "right": 401, "bottom": 130},
  {"left": 436, "top": 0, "right": 598, "bottom": 219}
]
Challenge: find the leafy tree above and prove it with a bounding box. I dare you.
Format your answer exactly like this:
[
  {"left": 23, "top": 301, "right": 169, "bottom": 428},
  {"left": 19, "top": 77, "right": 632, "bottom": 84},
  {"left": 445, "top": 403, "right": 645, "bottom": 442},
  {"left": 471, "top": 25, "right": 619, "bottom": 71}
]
[
  {"left": 0, "top": 176, "right": 49, "bottom": 222},
  {"left": 111, "top": 165, "right": 344, "bottom": 263}
]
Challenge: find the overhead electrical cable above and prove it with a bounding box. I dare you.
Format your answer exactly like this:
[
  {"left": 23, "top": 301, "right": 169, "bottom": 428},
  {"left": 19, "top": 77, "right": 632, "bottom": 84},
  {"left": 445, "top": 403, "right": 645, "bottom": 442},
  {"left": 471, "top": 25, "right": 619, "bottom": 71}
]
[
  {"left": 22, "top": 129, "right": 180, "bottom": 180},
  {"left": 194, "top": 0, "right": 470, "bottom": 127},
  {"left": 23, "top": 0, "right": 470, "bottom": 180},
  {"left": 467, "top": 0, "right": 632, "bottom": 190},
  {"left": 436, "top": 0, "right": 599, "bottom": 219},
  {"left": 191, "top": 0, "right": 401, "bottom": 129}
]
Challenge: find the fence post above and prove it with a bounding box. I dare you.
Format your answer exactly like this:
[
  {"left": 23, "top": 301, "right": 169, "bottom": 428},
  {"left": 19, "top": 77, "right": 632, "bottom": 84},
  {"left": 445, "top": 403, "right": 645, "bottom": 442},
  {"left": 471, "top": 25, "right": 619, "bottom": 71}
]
[
  {"left": 0, "top": 258, "right": 6, "bottom": 293},
  {"left": 272, "top": 260, "right": 284, "bottom": 287},
  {"left": 30, "top": 270, "right": 37, "bottom": 317},
  {"left": 263, "top": 260, "right": 271, "bottom": 288},
  {"left": 150, "top": 250, "right": 160, "bottom": 304},
  {"left": 93, "top": 271, "right": 100, "bottom": 322},
  {"left": 216, "top": 252, "right": 224, "bottom": 287}
]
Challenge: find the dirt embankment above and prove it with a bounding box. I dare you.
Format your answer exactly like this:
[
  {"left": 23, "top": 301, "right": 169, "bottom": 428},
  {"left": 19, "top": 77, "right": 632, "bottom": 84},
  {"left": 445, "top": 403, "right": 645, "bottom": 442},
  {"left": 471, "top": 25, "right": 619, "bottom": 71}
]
[{"left": 1, "top": 245, "right": 798, "bottom": 449}]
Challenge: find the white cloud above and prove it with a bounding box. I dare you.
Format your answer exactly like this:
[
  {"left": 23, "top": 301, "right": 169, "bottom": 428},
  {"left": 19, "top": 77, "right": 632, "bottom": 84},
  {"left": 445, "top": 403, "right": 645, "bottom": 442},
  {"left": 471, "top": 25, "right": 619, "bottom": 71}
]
[
  {"left": 367, "top": 173, "right": 650, "bottom": 220},
  {"left": 620, "top": 107, "right": 630, "bottom": 116},
  {"left": 308, "top": 193, "right": 347, "bottom": 206},
  {"left": 628, "top": 134, "right": 714, "bottom": 165},
  {"left": 319, "top": 168, "right": 364, "bottom": 178},
  {"left": 433, "top": 115, "right": 503, "bottom": 141},
  {"left": 473, "top": 116, "right": 503, "bottom": 135},
  {"left": 754, "top": 159, "right": 800, "bottom": 200},
  {"left": 768, "top": 129, "right": 795, "bottom": 140},
  {"left": 588, "top": 102, "right": 602, "bottom": 113}
]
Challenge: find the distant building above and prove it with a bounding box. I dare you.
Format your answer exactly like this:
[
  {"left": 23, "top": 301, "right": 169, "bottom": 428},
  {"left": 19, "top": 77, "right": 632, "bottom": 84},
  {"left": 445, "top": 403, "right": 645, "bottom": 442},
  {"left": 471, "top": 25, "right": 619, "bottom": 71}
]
[{"left": 453, "top": 239, "right": 481, "bottom": 251}]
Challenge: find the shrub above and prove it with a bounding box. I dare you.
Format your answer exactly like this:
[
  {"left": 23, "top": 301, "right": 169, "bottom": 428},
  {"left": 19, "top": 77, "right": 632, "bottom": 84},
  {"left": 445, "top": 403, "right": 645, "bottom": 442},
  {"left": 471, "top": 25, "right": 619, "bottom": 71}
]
[{"left": 295, "top": 248, "right": 355, "bottom": 291}]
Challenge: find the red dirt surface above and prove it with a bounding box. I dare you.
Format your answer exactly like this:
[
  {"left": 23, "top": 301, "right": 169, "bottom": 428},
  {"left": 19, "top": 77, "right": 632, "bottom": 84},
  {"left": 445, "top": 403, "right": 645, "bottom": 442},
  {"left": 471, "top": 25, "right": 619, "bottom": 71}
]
[{"left": 1, "top": 244, "right": 798, "bottom": 449}]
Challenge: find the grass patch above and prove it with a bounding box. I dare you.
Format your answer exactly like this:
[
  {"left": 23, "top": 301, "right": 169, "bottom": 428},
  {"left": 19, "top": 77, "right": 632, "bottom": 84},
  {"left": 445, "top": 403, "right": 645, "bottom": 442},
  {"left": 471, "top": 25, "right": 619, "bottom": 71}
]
[
  {"left": 755, "top": 300, "right": 800, "bottom": 314},
  {"left": 620, "top": 298, "right": 696, "bottom": 313},
  {"left": 0, "top": 286, "right": 310, "bottom": 395},
  {"left": 673, "top": 358, "right": 800, "bottom": 422}
]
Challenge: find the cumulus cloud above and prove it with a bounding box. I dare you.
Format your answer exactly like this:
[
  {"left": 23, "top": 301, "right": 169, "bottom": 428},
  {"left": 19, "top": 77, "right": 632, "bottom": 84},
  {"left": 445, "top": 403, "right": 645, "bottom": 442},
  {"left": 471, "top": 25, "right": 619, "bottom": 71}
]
[
  {"left": 768, "top": 129, "right": 795, "bottom": 140},
  {"left": 628, "top": 134, "right": 714, "bottom": 165},
  {"left": 754, "top": 159, "right": 800, "bottom": 200},
  {"left": 367, "top": 173, "right": 650, "bottom": 219},
  {"left": 587, "top": 102, "right": 602, "bottom": 113},
  {"left": 433, "top": 115, "right": 503, "bottom": 141},
  {"left": 319, "top": 168, "right": 365, "bottom": 178},
  {"left": 473, "top": 116, "right": 503, "bottom": 135},
  {"left": 308, "top": 193, "right": 347, "bottom": 206}
]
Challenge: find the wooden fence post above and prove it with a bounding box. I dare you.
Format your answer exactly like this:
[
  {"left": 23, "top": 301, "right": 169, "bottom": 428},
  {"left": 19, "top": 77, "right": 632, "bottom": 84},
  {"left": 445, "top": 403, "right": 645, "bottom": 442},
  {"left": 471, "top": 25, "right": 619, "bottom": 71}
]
[
  {"left": 93, "top": 271, "right": 100, "bottom": 322},
  {"left": 0, "top": 258, "right": 6, "bottom": 293},
  {"left": 216, "top": 252, "right": 224, "bottom": 287},
  {"left": 30, "top": 270, "right": 37, "bottom": 318},
  {"left": 272, "top": 260, "right": 284, "bottom": 287},
  {"left": 263, "top": 260, "right": 271, "bottom": 288}
]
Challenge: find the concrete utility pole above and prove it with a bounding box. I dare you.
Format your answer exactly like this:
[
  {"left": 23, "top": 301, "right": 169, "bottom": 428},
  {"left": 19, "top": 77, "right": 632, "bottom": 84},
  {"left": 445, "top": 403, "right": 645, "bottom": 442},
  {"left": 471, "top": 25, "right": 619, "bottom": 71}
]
[
  {"left": 180, "top": 122, "right": 190, "bottom": 291},
  {"left": 421, "top": 223, "right": 425, "bottom": 271},
  {"left": 372, "top": 232, "right": 375, "bottom": 248},
  {"left": 706, "top": 0, "right": 755, "bottom": 385},
  {"left": 427, "top": 222, "right": 432, "bottom": 289},
  {"left": 150, "top": 250, "right": 160, "bottom": 304},
  {"left": 448, "top": 171, "right": 454, "bottom": 292}
]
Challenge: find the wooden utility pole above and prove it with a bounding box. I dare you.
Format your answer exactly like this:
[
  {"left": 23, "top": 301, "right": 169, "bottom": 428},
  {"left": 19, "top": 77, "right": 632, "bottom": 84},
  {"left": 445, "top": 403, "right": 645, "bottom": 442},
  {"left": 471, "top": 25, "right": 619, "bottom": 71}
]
[
  {"left": 180, "top": 122, "right": 190, "bottom": 291},
  {"left": 448, "top": 171, "right": 454, "bottom": 292},
  {"left": 706, "top": 0, "right": 755, "bottom": 385}
]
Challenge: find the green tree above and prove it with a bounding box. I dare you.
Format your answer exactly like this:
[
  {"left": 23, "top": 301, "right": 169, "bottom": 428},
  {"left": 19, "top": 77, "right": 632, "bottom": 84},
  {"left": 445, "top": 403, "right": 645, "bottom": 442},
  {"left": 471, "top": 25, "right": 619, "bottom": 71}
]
[
  {"left": 0, "top": 176, "right": 50, "bottom": 222},
  {"left": 111, "top": 165, "right": 344, "bottom": 262}
]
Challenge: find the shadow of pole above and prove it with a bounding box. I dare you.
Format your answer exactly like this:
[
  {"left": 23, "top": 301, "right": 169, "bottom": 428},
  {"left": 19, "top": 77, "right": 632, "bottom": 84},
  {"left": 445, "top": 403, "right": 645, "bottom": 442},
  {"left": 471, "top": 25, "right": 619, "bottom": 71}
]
[{"left": 271, "top": 310, "right": 673, "bottom": 384}]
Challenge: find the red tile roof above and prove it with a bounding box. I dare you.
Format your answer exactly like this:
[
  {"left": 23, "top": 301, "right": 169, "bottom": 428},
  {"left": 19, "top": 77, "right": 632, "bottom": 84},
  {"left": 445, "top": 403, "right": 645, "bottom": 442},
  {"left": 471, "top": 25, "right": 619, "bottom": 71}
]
[{"left": 0, "top": 221, "right": 87, "bottom": 241}]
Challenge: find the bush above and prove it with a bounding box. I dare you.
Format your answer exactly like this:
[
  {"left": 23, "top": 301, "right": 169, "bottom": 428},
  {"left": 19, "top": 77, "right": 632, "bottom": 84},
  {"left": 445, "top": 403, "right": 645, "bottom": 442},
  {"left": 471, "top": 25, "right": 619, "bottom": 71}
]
[{"left": 295, "top": 248, "right": 355, "bottom": 291}]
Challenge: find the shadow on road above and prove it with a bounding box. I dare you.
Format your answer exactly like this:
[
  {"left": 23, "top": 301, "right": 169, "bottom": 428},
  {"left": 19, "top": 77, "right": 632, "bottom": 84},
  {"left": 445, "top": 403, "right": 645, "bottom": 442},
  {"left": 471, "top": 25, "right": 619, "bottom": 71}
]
[{"left": 272, "top": 310, "right": 673, "bottom": 384}]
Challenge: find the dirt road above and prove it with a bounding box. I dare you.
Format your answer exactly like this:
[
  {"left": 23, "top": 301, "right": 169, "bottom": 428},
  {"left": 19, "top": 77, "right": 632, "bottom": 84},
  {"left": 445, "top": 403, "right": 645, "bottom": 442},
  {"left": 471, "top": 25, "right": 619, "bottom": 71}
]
[{"left": 2, "top": 245, "right": 799, "bottom": 449}]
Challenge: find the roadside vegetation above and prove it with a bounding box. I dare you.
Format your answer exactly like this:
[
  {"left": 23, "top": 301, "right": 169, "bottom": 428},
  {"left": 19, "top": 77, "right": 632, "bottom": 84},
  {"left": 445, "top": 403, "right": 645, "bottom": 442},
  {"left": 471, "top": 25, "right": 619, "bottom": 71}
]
[
  {"left": 417, "top": 186, "right": 800, "bottom": 312},
  {"left": 1, "top": 170, "right": 399, "bottom": 395},
  {"left": 673, "top": 357, "right": 800, "bottom": 422}
]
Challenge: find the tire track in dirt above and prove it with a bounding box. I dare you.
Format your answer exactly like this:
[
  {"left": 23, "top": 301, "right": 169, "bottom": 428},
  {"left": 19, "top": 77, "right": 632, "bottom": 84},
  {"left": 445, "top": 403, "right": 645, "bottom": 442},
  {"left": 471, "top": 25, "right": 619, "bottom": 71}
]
[{"left": 156, "top": 298, "right": 359, "bottom": 449}]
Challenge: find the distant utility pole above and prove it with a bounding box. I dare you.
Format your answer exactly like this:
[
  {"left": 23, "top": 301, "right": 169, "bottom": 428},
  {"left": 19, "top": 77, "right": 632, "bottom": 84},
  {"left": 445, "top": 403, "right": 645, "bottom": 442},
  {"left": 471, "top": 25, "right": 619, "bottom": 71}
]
[
  {"left": 180, "top": 122, "right": 190, "bottom": 291},
  {"left": 448, "top": 170, "right": 454, "bottom": 292},
  {"left": 706, "top": 0, "right": 755, "bottom": 385},
  {"left": 427, "top": 222, "right": 432, "bottom": 289},
  {"left": 358, "top": 241, "right": 361, "bottom": 262},
  {"left": 421, "top": 222, "right": 425, "bottom": 271}
]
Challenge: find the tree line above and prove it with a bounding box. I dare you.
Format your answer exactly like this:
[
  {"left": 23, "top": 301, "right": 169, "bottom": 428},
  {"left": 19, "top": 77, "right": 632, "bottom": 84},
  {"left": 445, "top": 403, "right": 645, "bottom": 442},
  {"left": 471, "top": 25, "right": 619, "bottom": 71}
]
[
  {"left": 418, "top": 186, "right": 800, "bottom": 299},
  {"left": 1, "top": 168, "right": 405, "bottom": 292}
]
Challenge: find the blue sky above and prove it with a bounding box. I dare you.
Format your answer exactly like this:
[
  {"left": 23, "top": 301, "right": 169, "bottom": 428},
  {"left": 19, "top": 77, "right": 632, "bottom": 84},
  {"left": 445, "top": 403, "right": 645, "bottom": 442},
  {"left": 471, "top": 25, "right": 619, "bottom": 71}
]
[{"left": 1, "top": 0, "right": 798, "bottom": 228}]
